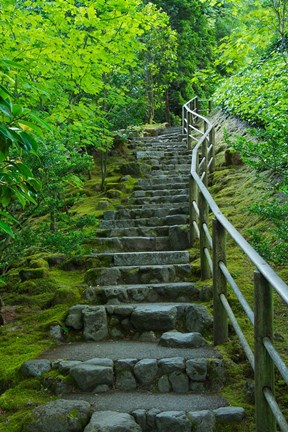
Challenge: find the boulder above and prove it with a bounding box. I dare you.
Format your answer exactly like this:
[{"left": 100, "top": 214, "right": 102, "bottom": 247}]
[
  {"left": 21, "top": 360, "right": 51, "bottom": 378},
  {"left": 65, "top": 305, "right": 88, "bottom": 330},
  {"left": 83, "top": 307, "right": 108, "bottom": 341},
  {"left": 155, "top": 411, "right": 191, "bottom": 432},
  {"left": 158, "top": 357, "right": 185, "bottom": 374},
  {"left": 185, "top": 305, "right": 212, "bottom": 333},
  {"left": 168, "top": 371, "right": 189, "bottom": 393},
  {"left": 70, "top": 363, "right": 113, "bottom": 392},
  {"left": 19, "top": 268, "right": 48, "bottom": 282},
  {"left": 213, "top": 406, "right": 245, "bottom": 423},
  {"left": 188, "top": 410, "right": 215, "bottom": 432},
  {"left": 159, "top": 331, "right": 207, "bottom": 348},
  {"left": 22, "top": 399, "right": 91, "bottom": 432},
  {"left": 186, "top": 359, "right": 208, "bottom": 381},
  {"left": 130, "top": 305, "right": 177, "bottom": 331},
  {"left": 134, "top": 359, "right": 158, "bottom": 386},
  {"left": 84, "top": 411, "right": 141, "bottom": 432}
]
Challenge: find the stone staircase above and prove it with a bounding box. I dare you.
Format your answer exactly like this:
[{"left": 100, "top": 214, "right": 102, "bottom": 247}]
[{"left": 22, "top": 128, "right": 245, "bottom": 432}]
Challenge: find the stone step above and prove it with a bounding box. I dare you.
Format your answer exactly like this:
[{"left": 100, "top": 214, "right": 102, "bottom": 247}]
[
  {"left": 137, "top": 176, "right": 188, "bottom": 186},
  {"left": 96, "top": 225, "right": 172, "bottom": 238},
  {"left": 151, "top": 169, "right": 189, "bottom": 177},
  {"left": 93, "top": 251, "right": 190, "bottom": 266},
  {"left": 84, "top": 281, "right": 199, "bottom": 304},
  {"left": 91, "top": 228, "right": 189, "bottom": 252},
  {"left": 65, "top": 303, "right": 212, "bottom": 340},
  {"left": 136, "top": 150, "right": 190, "bottom": 158},
  {"left": 40, "top": 340, "right": 221, "bottom": 362},
  {"left": 62, "top": 397, "right": 244, "bottom": 431},
  {"left": 135, "top": 182, "right": 187, "bottom": 191},
  {"left": 103, "top": 205, "right": 188, "bottom": 220},
  {"left": 132, "top": 189, "right": 187, "bottom": 198},
  {"left": 47, "top": 352, "right": 225, "bottom": 395},
  {"left": 151, "top": 164, "right": 190, "bottom": 172},
  {"left": 137, "top": 152, "right": 190, "bottom": 163},
  {"left": 91, "top": 236, "right": 170, "bottom": 252},
  {"left": 24, "top": 396, "right": 244, "bottom": 432},
  {"left": 84, "top": 263, "right": 193, "bottom": 286},
  {"left": 94, "top": 226, "right": 190, "bottom": 251},
  {"left": 129, "top": 194, "right": 188, "bottom": 206},
  {"left": 100, "top": 214, "right": 189, "bottom": 229}
]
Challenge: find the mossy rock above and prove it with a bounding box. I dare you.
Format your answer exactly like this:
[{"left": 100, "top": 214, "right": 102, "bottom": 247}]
[
  {"left": 28, "top": 259, "right": 49, "bottom": 269},
  {"left": 19, "top": 268, "right": 48, "bottom": 282},
  {"left": 120, "top": 162, "right": 144, "bottom": 176},
  {"left": 45, "top": 255, "right": 66, "bottom": 267},
  {"left": 52, "top": 287, "right": 81, "bottom": 306},
  {"left": 16, "top": 278, "right": 58, "bottom": 295},
  {"left": 96, "top": 199, "right": 111, "bottom": 210}
]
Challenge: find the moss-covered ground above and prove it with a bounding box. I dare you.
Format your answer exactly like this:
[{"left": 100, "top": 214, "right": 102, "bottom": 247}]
[{"left": 0, "top": 118, "right": 287, "bottom": 431}]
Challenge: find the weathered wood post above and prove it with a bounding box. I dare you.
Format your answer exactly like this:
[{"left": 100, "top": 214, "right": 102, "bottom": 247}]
[
  {"left": 213, "top": 218, "right": 228, "bottom": 344},
  {"left": 202, "top": 122, "right": 208, "bottom": 187},
  {"left": 199, "top": 190, "right": 210, "bottom": 280},
  {"left": 254, "top": 271, "right": 276, "bottom": 432},
  {"left": 189, "top": 173, "right": 198, "bottom": 245},
  {"left": 209, "top": 127, "right": 216, "bottom": 173}
]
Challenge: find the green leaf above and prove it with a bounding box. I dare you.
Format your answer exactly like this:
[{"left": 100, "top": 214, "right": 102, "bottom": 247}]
[
  {"left": 0, "top": 220, "right": 14, "bottom": 238},
  {"left": 29, "top": 113, "right": 53, "bottom": 132},
  {"left": 0, "top": 102, "right": 12, "bottom": 119}
]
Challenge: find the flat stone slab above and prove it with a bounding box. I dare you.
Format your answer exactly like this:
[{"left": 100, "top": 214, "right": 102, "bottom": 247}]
[
  {"left": 111, "top": 251, "right": 190, "bottom": 266},
  {"left": 40, "top": 341, "right": 221, "bottom": 362},
  {"left": 84, "top": 411, "right": 141, "bottom": 432},
  {"left": 159, "top": 331, "right": 207, "bottom": 348},
  {"left": 61, "top": 392, "right": 230, "bottom": 413},
  {"left": 84, "top": 282, "right": 199, "bottom": 304},
  {"left": 130, "top": 305, "right": 178, "bottom": 331}
]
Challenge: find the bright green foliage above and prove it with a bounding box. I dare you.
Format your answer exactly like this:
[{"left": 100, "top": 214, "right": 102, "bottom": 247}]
[
  {"left": 214, "top": 52, "right": 288, "bottom": 182},
  {"left": 0, "top": 73, "right": 43, "bottom": 238},
  {"left": 144, "top": 0, "right": 217, "bottom": 117},
  {"left": 0, "top": 0, "right": 178, "bottom": 239},
  {"left": 211, "top": 0, "right": 288, "bottom": 75}
]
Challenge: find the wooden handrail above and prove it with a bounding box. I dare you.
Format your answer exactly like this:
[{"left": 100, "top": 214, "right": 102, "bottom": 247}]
[{"left": 183, "top": 96, "right": 288, "bottom": 432}]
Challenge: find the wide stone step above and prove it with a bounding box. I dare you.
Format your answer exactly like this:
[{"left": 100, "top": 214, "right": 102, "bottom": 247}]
[
  {"left": 96, "top": 226, "right": 171, "bottom": 238},
  {"left": 100, "top": 214, "right": 189, "bottom": 229},
  {"left": 84, "top": 263, "right": 193, "bottom": 286},
  {"left": 151, "top": 169, "right": 189, "bottom": 177},
  {"left": 137, "top": 153, "right": 190, "bottom": 164},
  {"left": 93, "top": 251, "right": 190, "bottom": 266},
  {"left": 24, "top": 396, "right": 244, "bottom": 432},
  {"left": 130, "top": 194, "right": 188, "bottom": 206},
  {"left": 91, "top": 236, "right": 170, "bottom": 252},
  {"left": 137, "top": 176, "right": 188, "bottom": 186},
  {"left": 84, "top": 281, "right": 199, "bottom": 304},
  {"left": 65, "top": 303, "right": 212, "bottom": 340},
  {"left": 46, "top": 352, "right": 224, "bottom": 395},
  {"left": 66, "top": 398, "right": 244, "bottom": 431},
  {"left": 132, "top": 188, "right": 187, "bottom": 198},
  {"left": 135, "top": 182, "right": 187, "bottom": 191},
  {"left": 103, "top": 205, "right": 188, "bottom": 220},
  {"left": 151, "top": 164, "right": 190, "bottom": 172}
]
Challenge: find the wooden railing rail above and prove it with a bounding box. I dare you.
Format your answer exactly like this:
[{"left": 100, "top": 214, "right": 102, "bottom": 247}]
[{"left": 183, "top": 96, "right": 288, "bottom": 432}]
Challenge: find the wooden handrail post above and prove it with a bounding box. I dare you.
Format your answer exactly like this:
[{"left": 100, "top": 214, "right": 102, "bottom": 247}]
[
  {"left": 199, "top": 191, "right": 210, "bottom": 280},
  {"left": 209, "top": 127, "right": 216, "bottom": 173},
  {"left": 254, "top": 271, "right": 276, "bottom": 432},
  {"left": 202, "top": 122, "right": 208, "bottom": 186},
  {"left": 212, "top": 218, "right": 228, "bottom": 344},
  {"left": 189, "top": 175, "right": 198, "bottom": 245}
]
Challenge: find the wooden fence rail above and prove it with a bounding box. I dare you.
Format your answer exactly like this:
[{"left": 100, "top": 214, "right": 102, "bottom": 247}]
[{"left": 183, "top": 96, "right": 288, "bottom": 432}]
